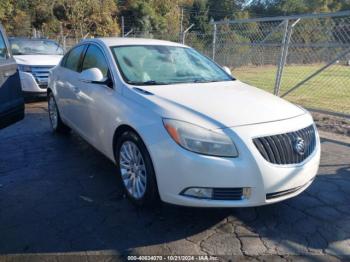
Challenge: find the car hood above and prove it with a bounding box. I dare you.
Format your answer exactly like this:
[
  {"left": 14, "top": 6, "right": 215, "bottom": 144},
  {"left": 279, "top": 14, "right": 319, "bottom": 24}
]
[
  {"left": 13, "top": 55, "right": 63, "bottom": 66},
  {"left": 137, "top": 80, "right": 305, "bottom": 128}
]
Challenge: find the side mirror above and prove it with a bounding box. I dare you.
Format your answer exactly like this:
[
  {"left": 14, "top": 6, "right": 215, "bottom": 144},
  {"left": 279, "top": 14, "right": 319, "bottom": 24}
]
[
  {"left": 222, "top": 66, "right": 232, "bottom": 76},
  {"left": 79, "top": 68, "right": 104, "bottom": 83}
]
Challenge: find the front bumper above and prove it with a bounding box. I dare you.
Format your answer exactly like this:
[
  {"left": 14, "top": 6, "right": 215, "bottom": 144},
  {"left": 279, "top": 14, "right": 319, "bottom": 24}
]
[
  {"left": 146, "top": 113, "right": 320, "bottom": 207},
  {"left": 19, "top": 71, "right": 47, "bottom": 94}
]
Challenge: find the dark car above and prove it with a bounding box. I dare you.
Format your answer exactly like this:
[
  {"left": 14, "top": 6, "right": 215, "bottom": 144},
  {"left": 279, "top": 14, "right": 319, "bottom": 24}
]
[{"left": 0, "top": 24, "right": 24, "bottom": 129}]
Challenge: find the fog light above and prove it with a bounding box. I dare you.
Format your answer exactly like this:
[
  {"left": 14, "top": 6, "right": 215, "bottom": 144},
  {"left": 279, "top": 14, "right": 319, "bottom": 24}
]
[
  {"left": 182, "top": 187, "right": 212, "bottom": 199},
  {"left": 242, "top": 187, "right": 251, "bottom": 199}
]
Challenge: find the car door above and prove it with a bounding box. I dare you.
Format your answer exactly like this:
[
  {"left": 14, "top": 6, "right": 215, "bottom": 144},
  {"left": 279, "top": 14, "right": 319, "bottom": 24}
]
[
  {"left": 55, "top": 44, "right": 87, "bottom": 132},
  {"left": 0, "top": 24, "right": 24, "bottom": 129},
  {"left": 74, "top": 43, "right": 114, "bottom": 149}
]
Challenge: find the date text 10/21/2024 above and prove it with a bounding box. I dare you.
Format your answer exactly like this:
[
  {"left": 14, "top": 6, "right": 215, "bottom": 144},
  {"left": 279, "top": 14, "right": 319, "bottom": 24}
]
[{"left": 127, "top": 255, "right": 219, "bottom": 261}]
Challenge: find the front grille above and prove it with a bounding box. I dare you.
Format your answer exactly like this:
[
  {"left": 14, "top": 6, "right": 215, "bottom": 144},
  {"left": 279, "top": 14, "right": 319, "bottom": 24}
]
[
  {"left": 30, "top": 66, "right": 53, "bottom": 85},
  {"left": 253, "top": 125, "right": 316, "bottom": 165},
  {"left": 212, "top": 188, "right": 243, "bottom": 200}
]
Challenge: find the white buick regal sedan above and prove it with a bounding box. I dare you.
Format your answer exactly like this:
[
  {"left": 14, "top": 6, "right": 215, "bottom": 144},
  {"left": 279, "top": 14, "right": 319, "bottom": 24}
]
[{"left": 47, "top": 37, "right": 320, "bottom": 207}]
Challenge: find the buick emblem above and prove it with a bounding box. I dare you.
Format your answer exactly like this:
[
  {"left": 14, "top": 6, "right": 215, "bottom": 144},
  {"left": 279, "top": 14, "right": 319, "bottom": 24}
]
[{"left": 294, "top": 137, "right": 305, "bottom": 155}]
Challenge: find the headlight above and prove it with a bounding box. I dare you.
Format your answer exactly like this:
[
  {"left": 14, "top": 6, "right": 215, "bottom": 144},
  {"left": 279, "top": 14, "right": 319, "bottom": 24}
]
[
  {"left": 17, "top": 64, "right": 32, "bottom": 72},
  {"left": 163, "top": 119, "right": 238, "bottom": 157}
]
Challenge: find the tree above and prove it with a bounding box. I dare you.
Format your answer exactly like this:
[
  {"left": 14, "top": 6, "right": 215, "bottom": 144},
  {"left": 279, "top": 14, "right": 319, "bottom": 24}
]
[
  {"left": 27, "top": 0, "right": 54, "bottom": 29},
  {"left": 0, "top": 0, "right": 31, "bottom": 36},
  {"left": 119, "top": 0, "right": 157, "bottom": 33},
  {"left": 189, "top": 0, "right": 210, "bottom": 33},
  {"left": 247, "top": 0, "right": 350, "bottom": 16},
  {"left": 279, "top": 0, "right": 308, "bottom": 15},
  {"left": 119, "top": 0, "right": 187, "bottom": 34},
  {"left": 208, "top": 0, "right": 245, "bottom": 21},
  {"left": 87, "top": 0, "right": 120, "bottom": 36},
  {"left": 53, "top": 0, "right": 120, "bottom": 39},
  {"left": 153, "top": 0, "right": 187, "bottom": 34}
]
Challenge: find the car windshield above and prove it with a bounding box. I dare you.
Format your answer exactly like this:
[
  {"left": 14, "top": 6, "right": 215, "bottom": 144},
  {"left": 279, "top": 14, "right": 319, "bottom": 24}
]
[
  {"left": 111, "top": 45, "right": 234, "bottom": 85},
  {"left": 10, "top": 39, "right": 64, "bottom": 55}
]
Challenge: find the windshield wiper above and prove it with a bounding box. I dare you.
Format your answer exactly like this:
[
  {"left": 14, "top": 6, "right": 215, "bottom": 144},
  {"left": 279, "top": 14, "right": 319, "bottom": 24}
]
[
  {"left": 128, "top": 80, "right": 169, "bottom": 86},
  {"left": 192, "top": 79, "right": 235, "bottom": 83},
  {"left": 192, "top": 79, "right": 218, "bottom": 83}
]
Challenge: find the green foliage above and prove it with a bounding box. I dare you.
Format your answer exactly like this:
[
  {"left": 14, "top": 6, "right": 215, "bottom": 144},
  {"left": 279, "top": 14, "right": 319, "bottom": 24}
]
[
  {"left": 208, "top": 0, "right": 245, "bottom": 21},
  {"left": 0, "top": 0, "right": 31, "bottom": 35},
  {"left": 0, "top": 0, "right": 119, "bottom": 37},
  {"left": 28, "top": 0, "right": 53, "bottom": 29},
  {"left": 189, "top": 0, "right": 210, "bottom": 33},
  {"left": 124, "top": 0, "right": 159, "bottom": 32},
  {"left": 119, "top": 0, "right": 186, "bottom": 34},
  {"left": 248, "top": 0, "right": 350, "bottom": 16},
  {"left": 52, "top": 0, "right": 119, "bottom": 37},
  {"left": 0, "top": 0, "right": 349, "bottom": 38}
]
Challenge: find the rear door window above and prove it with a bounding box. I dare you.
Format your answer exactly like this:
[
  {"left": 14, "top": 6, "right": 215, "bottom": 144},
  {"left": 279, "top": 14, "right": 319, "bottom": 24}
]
[{"left": 64, "top": 45, "right": 85, "bottom": 72}]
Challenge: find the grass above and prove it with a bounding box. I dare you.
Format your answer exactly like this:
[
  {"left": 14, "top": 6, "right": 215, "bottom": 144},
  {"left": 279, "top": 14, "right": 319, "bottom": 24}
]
[{"left": 232, "top": 64, "right": 350, "bottom": 115}]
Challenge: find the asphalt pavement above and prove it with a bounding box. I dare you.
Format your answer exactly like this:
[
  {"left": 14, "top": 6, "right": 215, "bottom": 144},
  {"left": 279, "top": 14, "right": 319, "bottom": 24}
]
[{"left": 0, "top": 102, "right": 349, "bottom": 261}]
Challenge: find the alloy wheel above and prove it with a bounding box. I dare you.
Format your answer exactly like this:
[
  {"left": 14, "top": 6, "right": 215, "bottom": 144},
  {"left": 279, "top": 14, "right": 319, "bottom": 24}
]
[
  {"left": 119, "top": 141, "right": 147, "bottom": 199},
  {"left": 48, "top": 95, "right": 58, "bottom": 130}
]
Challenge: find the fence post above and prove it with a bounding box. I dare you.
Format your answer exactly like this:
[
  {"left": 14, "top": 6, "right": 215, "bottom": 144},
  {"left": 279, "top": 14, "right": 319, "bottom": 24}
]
[
  {"left": 212, "top": 23, "right": 217, "bottom": 61},
  {"left": 274, "top": 19, "right": 300, "bottom": 96},
  {"left": 63, "top": 36, "right": 66, "bottom": 51},
  {"left": 274, "top": 19, "right": 289, "bottom": 96},
  {"left": 179, "top": 7, "right": 184, "bottom": 43},
  {"left": 121, "top": 16, "right": 125, "bottom": 37}
]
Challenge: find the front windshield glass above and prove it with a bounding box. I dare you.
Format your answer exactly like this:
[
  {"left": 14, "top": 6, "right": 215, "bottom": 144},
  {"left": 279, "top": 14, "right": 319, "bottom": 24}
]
[
  {"left": 111, "top": 45, "right": 234, "bottom": 85},
  {"left": 10, "top": 39, "right": 64, "bottom": 55}
]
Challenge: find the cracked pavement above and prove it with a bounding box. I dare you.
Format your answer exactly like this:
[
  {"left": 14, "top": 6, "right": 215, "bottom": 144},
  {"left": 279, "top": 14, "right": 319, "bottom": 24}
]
[{"left": 0, "top": 102, "right": 349, "bottom": 260}]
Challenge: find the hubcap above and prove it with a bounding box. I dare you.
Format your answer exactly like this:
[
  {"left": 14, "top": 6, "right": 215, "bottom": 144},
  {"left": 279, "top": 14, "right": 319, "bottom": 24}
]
[
  {"left": 48, "top": 95, "right": 58, "bottom": 130},
  {"left": 119, "top": 141, "right": 147, "bottom": 199}
]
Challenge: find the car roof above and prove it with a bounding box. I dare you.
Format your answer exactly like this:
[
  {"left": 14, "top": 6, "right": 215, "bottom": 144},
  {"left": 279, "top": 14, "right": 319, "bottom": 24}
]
[{"left": 83, "top": 37, "right": 187, "bottom": 48}]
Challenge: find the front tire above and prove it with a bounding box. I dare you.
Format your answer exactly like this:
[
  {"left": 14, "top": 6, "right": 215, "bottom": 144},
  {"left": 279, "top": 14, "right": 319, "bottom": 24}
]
[
  {"left": 48, "top": 92, "right": 70, "bottom": 133},
  {"left": 115, "top": 130, "right": 159, "bottom": 206}
]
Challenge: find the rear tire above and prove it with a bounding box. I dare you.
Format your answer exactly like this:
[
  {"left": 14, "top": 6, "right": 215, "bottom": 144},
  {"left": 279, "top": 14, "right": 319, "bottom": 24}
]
[
  {"left": 48, "top": 92, "right": 70, "bottom": 133},
  {"left": 115, "top": 130, "right": 159, "bottom": 206}
]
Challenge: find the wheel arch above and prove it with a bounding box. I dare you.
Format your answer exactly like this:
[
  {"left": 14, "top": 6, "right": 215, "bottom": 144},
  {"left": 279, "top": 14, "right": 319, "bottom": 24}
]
[
  {"left": 112, "top": 123, "right": 160, "bottom": 198},
  {"left": 112, "top": 124, "right": 144, "bottom": 161}
]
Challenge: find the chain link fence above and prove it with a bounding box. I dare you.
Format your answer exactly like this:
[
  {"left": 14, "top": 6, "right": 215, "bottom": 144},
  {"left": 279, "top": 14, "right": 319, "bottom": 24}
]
[
  {"left": 12, "top": 11, "right": 350, "bottom": 117},
  {"left": 212, "top": 11, "right": 350, "bottom": 116}
]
